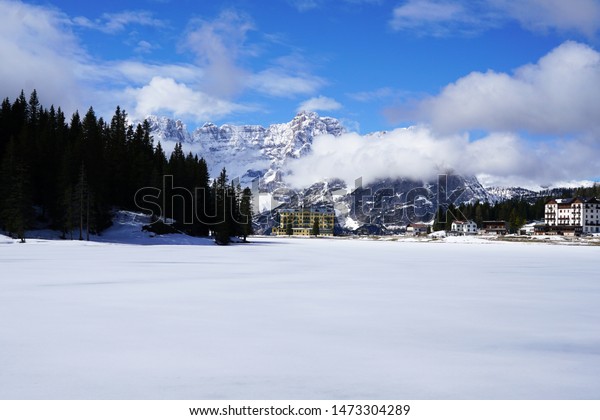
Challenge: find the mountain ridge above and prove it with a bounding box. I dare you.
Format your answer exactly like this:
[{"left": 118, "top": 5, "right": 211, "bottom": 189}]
[
  {"left": 142, "top": 112, "right": 548, "bottom": 233},
  {"left": 144, "top": 111, "right": 345, "bottom": 185}
]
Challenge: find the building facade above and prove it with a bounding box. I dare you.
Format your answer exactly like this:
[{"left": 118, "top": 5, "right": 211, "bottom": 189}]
[
  {"left": 544, "top": 197, "right": 600, "bottom": 234},
  {"left": 406, "top": 223, "right": 430, "bottom": 235},
  {"left": 450, "top": 220, "right": 478, "bottom": 235},
  {"left": 482, "top": 220, "right": 508, "bottom": 235},
  {"left": 271, "top": 207, "right": 335, "bottom": 236}
]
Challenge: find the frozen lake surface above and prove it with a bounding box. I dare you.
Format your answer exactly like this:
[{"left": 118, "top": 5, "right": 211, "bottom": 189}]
[{"left": 1, "top": 236, "right": 599, "bottom": 399}]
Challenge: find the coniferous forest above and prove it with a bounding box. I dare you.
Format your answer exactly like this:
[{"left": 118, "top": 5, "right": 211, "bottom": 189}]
[{"left": 0, "top": 90, "right": 253, "bottom": 244}]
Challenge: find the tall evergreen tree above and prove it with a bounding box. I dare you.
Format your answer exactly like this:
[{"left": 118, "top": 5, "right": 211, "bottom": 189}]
[
  {"left": 238, "top": 187, "right": 254, "bottom": 241},
  {"left": 212, "top": 168, "right": 231, "bottom": 245},
  {"left": 74, "top": 164, "right": 90, "bottom": 240},
  {"left": 193, "top": 157, "right": 211, "bottom": 236},
  {"left": 0, "top": 137, "right": 32, "bottom": 241},
  {"left": 312, "top": 218, "right": 320, "bottom": 237}
]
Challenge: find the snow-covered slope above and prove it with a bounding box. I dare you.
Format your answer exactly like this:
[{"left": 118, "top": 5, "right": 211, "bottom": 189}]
[
  {"left": 98, "top": 211, "right": 213, "bottom": 245},
  {"left": 22, "top": 211, "right": 214, "bottom": 245},
  {"left": 485, "top": 186, "right": 539, "bottom": 202}
]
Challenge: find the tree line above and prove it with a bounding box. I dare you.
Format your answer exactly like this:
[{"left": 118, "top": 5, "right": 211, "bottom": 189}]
[
  {"left": 0, "top": 90, "right": 253, "bottom": 244},
  {"left": 433, "top": 199, "right": 547, "bottom": 233},
  {"left": 433, "top": 183, "right": 600, "bottom": 234}
]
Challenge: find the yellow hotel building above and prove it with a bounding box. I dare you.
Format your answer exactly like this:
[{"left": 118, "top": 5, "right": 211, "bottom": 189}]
[{"left": 271, "top": 207, "right": 335, "bottom": 236}]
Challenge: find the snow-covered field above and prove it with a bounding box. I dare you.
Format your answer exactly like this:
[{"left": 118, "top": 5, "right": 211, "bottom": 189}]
[{"left": 1, "top": 236, "right": 599, "bottom": 399}]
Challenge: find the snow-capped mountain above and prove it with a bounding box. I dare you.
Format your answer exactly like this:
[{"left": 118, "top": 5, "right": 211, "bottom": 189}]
[
  {"left": 145, "top": 115, "right": 192, "bottom": 144},
  {"left": 145, "top": 111, "right": 345, "bottom": 185},
  {"left": 144, "top": 112, "right": 509, "bottom": 233}
]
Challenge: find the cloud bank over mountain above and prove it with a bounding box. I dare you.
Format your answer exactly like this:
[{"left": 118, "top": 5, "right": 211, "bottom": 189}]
[
  {"left": 288, "top": 41, "right": 600, "bottom": 189},
  {"left": 286, "top": 127, "right": 600, "bottom": 190}
]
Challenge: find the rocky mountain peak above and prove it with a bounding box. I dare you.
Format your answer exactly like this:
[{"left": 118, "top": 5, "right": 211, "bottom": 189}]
[
  {"left": 144, "top": 112, "right": 345, "bottom": 183},
  {"left": 144, "top": 115, "right": 191, "bottom": 144}
]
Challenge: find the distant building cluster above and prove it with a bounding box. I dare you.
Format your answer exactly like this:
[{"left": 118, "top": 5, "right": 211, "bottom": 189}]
[
  {"left": 271, "top": 207, "right": 335, "bottom": 237},
  {"left": 447, "top": 220, "right": 507, "bottom": 236},
  {"left": 271, "top": 197, "right": 600, "bottom": 238}
]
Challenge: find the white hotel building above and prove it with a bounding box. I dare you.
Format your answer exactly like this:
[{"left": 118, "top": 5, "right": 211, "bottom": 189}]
[{"left": 544, "top": 197, "right": 600, "bottom": 234}]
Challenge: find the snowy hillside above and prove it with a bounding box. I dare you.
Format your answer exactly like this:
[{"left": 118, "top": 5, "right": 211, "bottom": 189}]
[
  {"left": 23, "top": 211, "right": 214, "bottom": 246},
  {"left": 485, "top": 186, "right": 539, "bottom": 202},
  {"left": 97, "top": 211, "right": 213, "bottom": 245}
]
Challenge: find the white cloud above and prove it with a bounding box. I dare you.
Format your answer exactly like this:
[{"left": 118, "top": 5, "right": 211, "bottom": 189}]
[
  {"left": 0, "top": 2, "right": 263, "bottom": 125},
  {"left": 492, "top": 0, "right": 600, "bottom": 37},
  {"left": 108, "top": 61, "right": 203, "bottom": 85},
  {"left": 183, "top": 10, "right": 254, "bottom": 99},
  {"left": 348, "top": 87, "right": 395, "bottom": 102},
  {"left": 135, "top": 40, "right": 156, "bottom": 55},
  {"left": 0, "top": 0, "right": 86, "bottom": 115},
  {"left": 72, "top": 10, "right": 165, "bottom": 34},
  {"left": 126, "top": 76, "right": 248, "bottom": 123},
  {"left": 183, "top": 11, "right": 326, "bottom": 100},
  {"left": 250, "top": 69, "right": 325, "bottom": 97},
  {"left": 289, "top": 0, "right": 382, "bottom": 12},
  {"left": 390, "top": 0, "right": 494, "bottom": 36},
  {"left": 399, "top": 41, "right": 600, "bottom": 136},
  {"left": 285, "top": 126, "right": 600, "bottom": 189},
  {"left": 297, "top": 96, "right": 342, "bottom": 112},
  {"left": 0, "top": 1, "right": 329, "bottom": 127},
  {"left": 289, "top": 0, "right": 320, "bottom": 11},
  {"left": 390, "top": 0, "right": 600, "bottom": 38},
  {"left": 391, "top": 0, "right": 464, "bottom": 28},
  {"left": 286, "top": 127, "right": 457, "bottom": 187}
]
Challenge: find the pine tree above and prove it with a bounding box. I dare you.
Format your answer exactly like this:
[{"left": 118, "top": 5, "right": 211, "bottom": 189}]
[
  {"left": 0, "top": 98, "right": 12, "bottom": 161},
  {"left": 432, "top": 210, "right": 444, "bottom": 231},
  {"left": 74, "top": 164, "right": 90, "bottom": 240},
  {"left": 228, "top": 181, "right": 240, "bottom": 238},
  {"left": 212, "top": 168, "right": 231, "bottom": 245},
  {"left": 238, "top": 187, "right": 254, "bottom": 241},
  {"left": 59, "top": 184, "right": 75, "bottom": 240},
  {"left": 107, "top": 106, "right": 129, "bottom": 207},
  {"left": 193, "top": 157, "right": 210, "bottom": 236},
  {"left": 312, "top": 218, "right": 320, "bottom": 237},
  {"left": 0, "top": 137, "right": 32, "bottom": 241}
]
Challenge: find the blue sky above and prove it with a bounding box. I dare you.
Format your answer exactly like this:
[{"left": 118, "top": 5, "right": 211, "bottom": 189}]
[{"left": 1, "top": 0, "right": 600, "bottom": 186}]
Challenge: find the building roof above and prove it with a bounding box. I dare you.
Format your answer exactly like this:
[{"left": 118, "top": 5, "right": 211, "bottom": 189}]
[
  {"left": 279, "top": 206, "right": 334, "bottom": 214},
  {"left": 408, "top": 223, "right": 429, "bottom": 228},
  {"left": 546, "top": 197, "right": 599, "bottom": 205}
]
